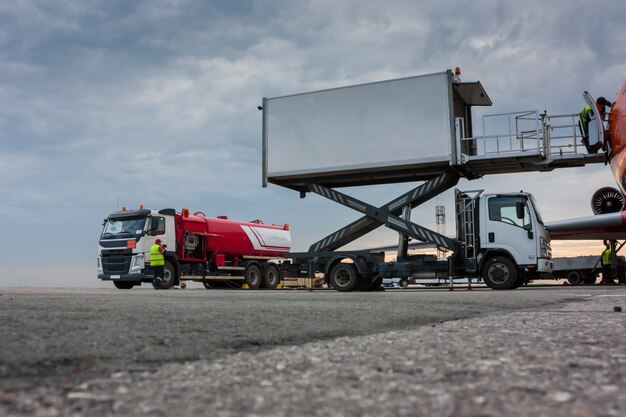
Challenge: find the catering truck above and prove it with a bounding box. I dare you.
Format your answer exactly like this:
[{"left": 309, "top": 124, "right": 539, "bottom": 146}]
[
  {"left": 98, "top": 207, "right": 291, "bottom": 289},
  {"left": 261, "top": 69, "right": 559, "bottom": 290},
  {"left": 278, "top": 188, "right": 553, "bottom": 291}
]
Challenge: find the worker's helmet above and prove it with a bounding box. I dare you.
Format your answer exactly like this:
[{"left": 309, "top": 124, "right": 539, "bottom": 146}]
[{"left": 155, "top": 238, "right": 162, "bottom": 244}]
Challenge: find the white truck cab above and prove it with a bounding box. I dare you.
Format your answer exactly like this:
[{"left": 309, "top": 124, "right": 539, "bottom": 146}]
[
  {"left": 97, "top": 208, "right": 176, "bottom": 289},
  {"left": 473, "top": 192, "right": 552, "bottom": 289}
]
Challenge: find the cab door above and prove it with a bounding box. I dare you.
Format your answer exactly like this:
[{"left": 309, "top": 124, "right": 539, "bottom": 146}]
[{"left": 482, "top": 195, "right": 536, "bottom": 266}]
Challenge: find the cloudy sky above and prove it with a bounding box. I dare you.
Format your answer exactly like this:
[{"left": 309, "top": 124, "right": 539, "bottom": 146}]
[{"left": 1, "top": 0, "right": 625, "bottom": 287}]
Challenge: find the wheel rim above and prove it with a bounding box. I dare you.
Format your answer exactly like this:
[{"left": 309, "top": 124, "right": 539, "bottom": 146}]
[
  {"left": 163, "top": 267, "right": 173, "bottom": 284},
  {"left": 249, "top": 268, "right": 261, "bottom": 286},
  {"left": 267, "top": 269, "right": 279, "bottom": 286},
  {"left": 487, "top": 263, "right": 509, "bottom": 284},
  {"left": 333, "top": 267, "right": 353, "bottom": 288}
]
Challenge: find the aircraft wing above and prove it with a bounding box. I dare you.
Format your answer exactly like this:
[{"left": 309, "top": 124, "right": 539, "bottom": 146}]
[{"left": 545, "top": 211, "right": 626, "bottom": 240}]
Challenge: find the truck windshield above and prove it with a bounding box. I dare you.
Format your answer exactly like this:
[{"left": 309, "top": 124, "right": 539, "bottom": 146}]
[{"left": 101, "top": 217, "right": 147, "bottom": 239}]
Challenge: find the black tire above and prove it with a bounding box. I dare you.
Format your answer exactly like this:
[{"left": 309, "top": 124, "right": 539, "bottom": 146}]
[
  {"left": 567, "top": 270, "right": 585, "bottom": 286},
  {"left": 399, "top": 278, "right": 409, "bottom": 288},
  {"left": 202, "top": 278, "right": 212, "bottom": 289},
  {"left": 481, "top": 256, "right": 518, "bottom": 290},
  {"left": 113, "top": 281, "right": 135, "bottom": 290},
  {"left": 358, "top": 275, "right": 383, "bottom": 292},
  {"left": 245, "top": 264, "right": 262, "bottom": 289},
  {"left": 153, "top": 261, "right": 176, "bottom": 290},
  {"left": 328, "top": 263, "right": 359, "bottom": 292},
  {"left": 263, "top": 264, "right": 281, "bottom": 289},
  {"left": 513, "top": 275, "right": 526, "bottom": 289}
]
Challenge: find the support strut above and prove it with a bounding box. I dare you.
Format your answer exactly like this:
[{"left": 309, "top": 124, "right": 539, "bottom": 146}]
[{"left": 307, "top": 171, "right": 461, "bottom": 253}]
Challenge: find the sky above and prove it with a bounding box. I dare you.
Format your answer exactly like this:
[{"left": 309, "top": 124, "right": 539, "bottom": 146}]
[{"left": 1, "top": 0, "right": 625, "bottom": 287}]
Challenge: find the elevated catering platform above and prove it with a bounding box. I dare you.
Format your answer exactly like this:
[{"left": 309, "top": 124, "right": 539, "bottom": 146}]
[
  {"left": 263, "top": 82, "right": 604, "bottom": 191},
  {"left": 260, "top": 69, "right": 606, "bottom": 256}
]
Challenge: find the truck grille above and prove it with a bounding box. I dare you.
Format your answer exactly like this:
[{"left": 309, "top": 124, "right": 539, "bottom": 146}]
[{"left": 102, "top": 253, "right": 132, "bottom": 275}]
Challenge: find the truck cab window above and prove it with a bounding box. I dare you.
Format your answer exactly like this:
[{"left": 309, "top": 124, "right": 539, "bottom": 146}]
[
  {"left": 488, "top": 196, "right": 532, "bottom": 230},
  {"left": 150, "top": 217, "right": 166, "bottom": 236},
  {"left": 101, "top": 217, "right": 147, "bottom": 238}
]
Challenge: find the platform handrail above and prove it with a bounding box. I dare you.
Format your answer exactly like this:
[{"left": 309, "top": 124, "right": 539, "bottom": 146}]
[{"left": 461, "top": 110, "right": 591, "bottom": 161}]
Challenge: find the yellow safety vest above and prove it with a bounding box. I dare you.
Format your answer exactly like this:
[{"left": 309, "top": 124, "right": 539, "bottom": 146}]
[
  {"left": 602, "top": 248, "right": 613, "bottom": 266},
  {"left": 150, "top": 244, "right": 165, "bottom": 266}
]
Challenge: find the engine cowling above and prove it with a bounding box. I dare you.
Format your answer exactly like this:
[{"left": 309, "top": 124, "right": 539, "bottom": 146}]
[{"left": 591, "top": 187, "right": 625, "bottom": 214}]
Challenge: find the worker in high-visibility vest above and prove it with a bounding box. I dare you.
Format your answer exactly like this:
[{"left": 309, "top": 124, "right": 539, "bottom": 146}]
[
  {"left": 600, "top": 241, "right": 615, "bottom": 285},
  {"left": 579, "top": 96, "right": 611, "bottom": 153},
  {"left": 150, "top": 238, "right": 166, "bottom": 287}
]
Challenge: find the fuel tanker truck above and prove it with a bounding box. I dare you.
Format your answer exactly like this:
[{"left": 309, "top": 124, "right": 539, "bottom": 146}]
[{"left": 97, "top": 207, "right": 291, "bottom": 289}]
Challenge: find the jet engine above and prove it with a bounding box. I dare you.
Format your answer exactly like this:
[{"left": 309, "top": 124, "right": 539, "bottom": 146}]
[{"left": 591, "top": 187, "right": 624, "bottom": 214}]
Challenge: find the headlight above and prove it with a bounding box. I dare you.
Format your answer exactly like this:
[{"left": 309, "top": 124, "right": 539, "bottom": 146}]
[
  {"left": 97, "top": 257, "right": 103, "bottom": 273},
  {"left": 130, "top": 254, "right": 145, "bottom": 272},
  {"left": 540, "top": 237, "right": 552, "bottom": 258}
]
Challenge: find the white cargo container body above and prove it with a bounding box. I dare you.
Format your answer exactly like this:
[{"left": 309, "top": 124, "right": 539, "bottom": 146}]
[{"left": 262, "top": 70, "right": 491, "bottom": 190}]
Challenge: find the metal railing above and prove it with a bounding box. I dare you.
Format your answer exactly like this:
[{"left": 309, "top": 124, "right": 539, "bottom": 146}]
[
  {"left": 461, "top": 111, "right": 586, "bottom": 160},
  {"left": 542, "top": 113, "right": 584, "bottom": 156}
]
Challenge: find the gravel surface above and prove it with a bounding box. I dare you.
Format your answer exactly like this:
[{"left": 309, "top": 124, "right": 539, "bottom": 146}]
[{"left": 1, "top": 288, "right": 625, "bottom": 416}]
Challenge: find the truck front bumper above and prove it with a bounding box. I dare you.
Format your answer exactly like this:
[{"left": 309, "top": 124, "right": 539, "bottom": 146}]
[
  {"left": 98, "top": 272, "right": 148, "bottom": 281},
  {"left": 537, "top": 258, "right": 553, "bottom": 273}
]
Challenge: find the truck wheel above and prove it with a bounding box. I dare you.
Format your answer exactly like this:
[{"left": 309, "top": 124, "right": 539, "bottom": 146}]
[
  {"left": 482, "top": 256, "right": 518, "bottom": 290},
  {"left": 245, "top": 264, "right": 262, "bottom": 289},
  {"left": 329, "top": 263, "right": 359, "bottom": 292},
  {"left": 399, "top": 278, "right": 409, "bottom": 288},
  {"left": 113, "top": 281, "right": 135, "bottom": 290},
  {"left": 153, "top": 261, "right": 176, "bottom": 290},
  {"left": 513, "top": 275, "right": 526, "bottom": 289},
  {"left": 263, "top": 264, "right": 281, "bottom": 289},
  {"left": 567, "top": 270, "right": 584, "bottom": 286}
]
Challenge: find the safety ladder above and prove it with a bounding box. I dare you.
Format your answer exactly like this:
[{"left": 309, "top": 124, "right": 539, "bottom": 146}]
[{"left": 455, "top": 189, "right": 482, "bottom": 273}]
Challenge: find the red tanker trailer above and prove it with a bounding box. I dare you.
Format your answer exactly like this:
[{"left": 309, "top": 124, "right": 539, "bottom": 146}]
[{"left": 97, "top": 207, "right": 291, "bottom": 290}]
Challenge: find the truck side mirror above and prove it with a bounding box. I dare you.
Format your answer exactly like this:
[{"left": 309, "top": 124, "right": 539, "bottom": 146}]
[{"left": 516, "top": 202, "right": 524, "bottom": 219}]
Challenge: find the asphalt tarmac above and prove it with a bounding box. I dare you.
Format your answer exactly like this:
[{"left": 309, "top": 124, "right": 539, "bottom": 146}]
[{"left": 1, "top": 285, "right": 625, "bottom": 416}]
